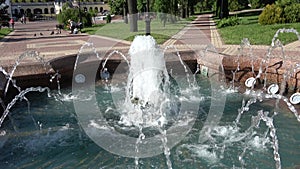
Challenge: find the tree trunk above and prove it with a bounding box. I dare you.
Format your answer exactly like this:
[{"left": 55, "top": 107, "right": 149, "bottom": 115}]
[
  {"left": 189, "top": 0, "right": 195, "bottom": 15},
  {"left": 127, "top": 0, "right": 138, "bottom": 32},
  {"left": 216, "top": 0, "right": 221, "bottom": 17},
  {"left": 223, "top": 0, "right": 229, "bottom": 18},
  {"left": 217, "top": 0, "right": 229, "bottom": 19},
  {"left": 186, "top": 1, "right": 189, "bottom": 18},
  {"left": 181, "top": 4, "right": 186, "bottom": 18},
  {"left": 123, "top": 0, "right": 128, "bottom": 24}
]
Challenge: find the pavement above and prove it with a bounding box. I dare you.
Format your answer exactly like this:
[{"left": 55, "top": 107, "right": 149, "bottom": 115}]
[
  {"left": 0, "top": 14, "right": 300, "bottom": 72},
  {"left": 164, "top": 14, "right": 300, "bottom": 61}
]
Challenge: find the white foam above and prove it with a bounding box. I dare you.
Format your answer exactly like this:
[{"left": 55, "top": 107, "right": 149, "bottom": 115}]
[
  {"left": 184, "top": 144, "right": 219, "bottom": 164},
  {"left": 129, "top": 35, "right": 166, "bottom": 104},
  {"left": 248, "top": 136, "right": 269, "bottom": 150}
]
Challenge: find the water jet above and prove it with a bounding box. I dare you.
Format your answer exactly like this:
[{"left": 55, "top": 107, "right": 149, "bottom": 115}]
[{"left": 0, "top": 28, "right": 299, "bottom": 169}]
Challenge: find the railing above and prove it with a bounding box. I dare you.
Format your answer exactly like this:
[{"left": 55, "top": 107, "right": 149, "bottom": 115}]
[
  {"left": 12, "top": 1, "right": 105, "bottom": 6},
  {"left": 12, "top": 2, "right": 54, "bottom": 6}
]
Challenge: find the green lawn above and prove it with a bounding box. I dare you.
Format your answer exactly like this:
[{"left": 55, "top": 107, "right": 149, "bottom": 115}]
[
  {"left": 85, "top": 13, "right": 300, "bottom": 45},
  {"left": 218, "top": 13, "right": 300, "bottom": 45},
  {"left": 0, "top": 28, "right": 13, "bottom": 39},
  {"left": 83, "top": 18, "right": 189, "bottom": 44},
  {"left": 82, "top": 24, "right": 105, "bottom": 35}
]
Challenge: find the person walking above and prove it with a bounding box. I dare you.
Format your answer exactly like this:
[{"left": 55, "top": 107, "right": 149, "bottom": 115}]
[
  {"left": 68, "top": 19, "right": 76, "bottom": 34},
  {"left": 9, "top": 18, "right": 15, "bottom": 29},
  {"left": 22, "top": 15, "right": 26, "bottom": 24}
]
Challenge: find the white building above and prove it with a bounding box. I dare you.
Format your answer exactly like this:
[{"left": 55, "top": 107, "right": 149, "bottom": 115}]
[{"left": 10, "top": 0, "right": 109, "bottom": 17}]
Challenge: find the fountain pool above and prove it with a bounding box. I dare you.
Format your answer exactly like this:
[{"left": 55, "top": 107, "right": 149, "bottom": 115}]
[
  {"left": 0, "top": 75, "right": 299, "bottom": 168},
  {"left": 0, "top": 33, "right": 299, "bottom": 169}
]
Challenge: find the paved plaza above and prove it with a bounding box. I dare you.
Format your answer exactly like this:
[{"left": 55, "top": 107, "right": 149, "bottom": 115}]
[{"left": 0, "top": 14, "right": 300, "bottom": 70}]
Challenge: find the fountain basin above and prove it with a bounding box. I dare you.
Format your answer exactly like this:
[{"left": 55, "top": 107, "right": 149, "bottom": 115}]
[
  {"left": 0, "top": 50, "right": 198, "bottom": 115},
  {"left": 0, "top": 74, "right": 299, "bottom": 168},
  {"left": 222, "top": 56, "right": 300, "bottom": 92},
  {"left": 0, "top": 49, "right": 299, "bottom": 168}
]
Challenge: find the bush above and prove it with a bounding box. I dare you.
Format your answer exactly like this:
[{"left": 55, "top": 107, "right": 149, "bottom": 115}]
[
  {"left": 106, "top": 14, "right": 112, "bottom": 23},
  {"left": 229, "top": 0, "right": 248, "bottom": 11},
  {"left": 195, "top": 1, "right": 214, "bottom": 12},
  {"left": 284, "top": 3, "right": 300, "bottom": 23},
  {"left": 258, "top": 4, "right": 285, "bottom": 25},
  {"left": 229, "top": 0, "right": 242, "bottom": 11},
  {"left": 57, "top": 4, "right": 92, "bottom": 27},
  {"left": 217, "top": 16, "right": 240, "bottom": 28},
  {"left": 249, "top": 0, "right": 263, "bottom": 8},
  {"left": 276, "top": 0, "right": 300, "bottom": 7}
]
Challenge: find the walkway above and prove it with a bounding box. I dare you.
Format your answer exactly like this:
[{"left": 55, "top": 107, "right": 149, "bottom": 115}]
[
  {"left": 0, "top": 15, "right": 300, "bottom": 72},
  {"left": 163, "top": 13, "right": 300, "bottom": 61},
  {"left": 0, "top": 21, "right": 128, "bottom": 66}
]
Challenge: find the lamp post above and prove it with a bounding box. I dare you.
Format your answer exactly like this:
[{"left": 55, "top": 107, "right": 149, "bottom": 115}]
[
  {"left": 220, "top": 0, "right": 223, "bottom": 19},
  {"left": 50, "top": 5, "right": 52, "bottom": 18},
  {"left": 6, "top": 0, "right": 12, "bottom": 18},
  {"left": 78, "top": 0, "right": 82, "bottom": 23},
  {"left": 78, "top": 0, "right": 82, "bottom": 31},
  {"left": 18, "top": 5, "right": 21, "bottom": 18},
  {"left": 123, "top": 0, "right": 128, "bottom": 24},
  {"left": 145, "top": 0, "right": 150, "bottom": 36}
]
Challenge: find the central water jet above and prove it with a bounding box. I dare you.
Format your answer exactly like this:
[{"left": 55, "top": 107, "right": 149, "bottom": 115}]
[{"left": 121, "top": 35, "right": 170, "bottom": 127}]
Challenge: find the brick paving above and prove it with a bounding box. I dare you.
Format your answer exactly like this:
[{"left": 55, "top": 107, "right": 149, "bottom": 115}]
[
  {"left": 0, "top": 20, "right": 129, "bottom": 66},
  {"left": 166, "top": 14, "right": 300, "bottom": 61},
  {"left": 0, "top": 14, "right": 300, "bottom": 71}
]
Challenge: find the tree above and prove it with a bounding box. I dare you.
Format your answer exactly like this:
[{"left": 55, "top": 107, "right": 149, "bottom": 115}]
[
  {"left": 137, "top": 0, "right": 145, "bottom": 12},
  {"left": 127, "top": 0, "right": 138, "bottom": 32},
  {"left": 216, "top": 0, "right": 229, "bottom": 19},
  {"left": 189, "top": 0, "right": 198, "bottom": 15},
  {"left": 0, "top": 0, "right": 10, "bottom": 28},
  {"left": 154, "top": 0, "right": 178, "bottom": 25},
  {"left": 179, "top": 0, "right": 187, "bottom": 18},
  {"left": 57, "top": 3, "right": 92, "bottom": 27},
  {"left": 108, "top": 0, "right": 125, "bottom": 15},
  {"left": 154, "top": 0, "right": 169, "bottom": 25},
  {"left": 177, "top": 0, "right": 197, "bottom": 18},
  {"left": 89, "top": 8, "right": 97, "bottom": 25},
  {"left": 195, "top": 0, "right": 215, "bottom": 12}
]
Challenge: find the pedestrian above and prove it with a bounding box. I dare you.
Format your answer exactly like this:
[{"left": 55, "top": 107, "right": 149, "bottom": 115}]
[
  {"left": 9, "top": 18, "right": 15, "bottom": 29},
  {"left": 56, "top": 24, "right": 63, "bottom": 34},
  {"left": 68, "top": 19, "right": 76, "bottom": 34},
  {"left": 22, "top": 15, "right": 26, "bottom": 24}
]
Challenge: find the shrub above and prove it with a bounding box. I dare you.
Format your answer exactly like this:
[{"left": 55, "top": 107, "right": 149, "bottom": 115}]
[
  {"left": 195, "top": 1, "right": 214, "bottom": 11},
  {"left": 229, "top": 0, "right": 242, "bottom": 11},
  {"left": 258, "top": 4, "right": 285, "bottom": 25},
  {"left": 284, "top": 3, "right": 300, "bottom": 23},
  {"left": 217, "top": 16, "right": 240, "bottom": 28},
  {"left": 57, "top": 5, "right": 92, "bottom": 27},
  {"left": 276, "top": 0, "right": 300, "bottom": 7},
  {"left": 249, "top": 0, "right": 263, "bottom": 8},
  {"left": 106, "top": 14, "right": 112, "bottom": 23}
]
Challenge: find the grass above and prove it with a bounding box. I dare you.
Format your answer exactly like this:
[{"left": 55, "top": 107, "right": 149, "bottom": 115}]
[
  {"left": 82, "top": 18, "right": 190, "bottom": 44},
  {"left": 81, "top": 24, "right": 105, "bottom": 35},
  {"left": 124, "top": 33, "right": 170, "bottom": 44},
  {"left": 0, "top": 28, "right": 13, "bottom": 39},
  {"left": 218, "top": 12, "right": 300, "bottom": 45},
  {"left": 185, "top": 16, "right": 197, "bottom": 22}
]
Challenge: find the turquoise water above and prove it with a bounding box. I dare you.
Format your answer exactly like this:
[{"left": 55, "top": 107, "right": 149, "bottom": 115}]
[{"left": 0, "top": 76, "right": 299, "bottom": 169}]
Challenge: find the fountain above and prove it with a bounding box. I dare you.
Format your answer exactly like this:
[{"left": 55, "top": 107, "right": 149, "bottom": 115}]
[
  {"left": 0, "top": 22, "right": 299, "bottom": 168},
  {"left": 72, "top": 35, "right": 201, "bottom": 169}
]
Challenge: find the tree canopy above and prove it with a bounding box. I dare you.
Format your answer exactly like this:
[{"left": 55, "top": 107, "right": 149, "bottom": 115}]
[
  {"left": 108, "top": 0, "right": 125, "bottom": 15},
  {"left": 0, "top": 0, "right": 10, "bottom": 27},
  {"left": 57, "top": 3, "right": 92, "bottom": 27},
  {"left": 107, "top": 0, "right": 286, "bottom": 28}
]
